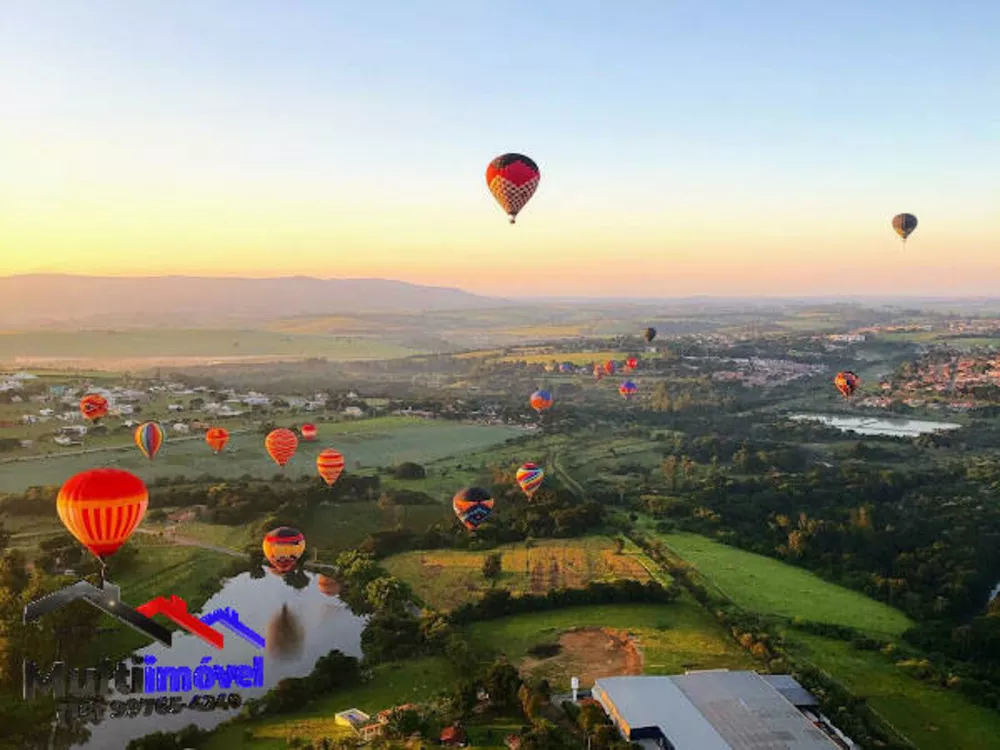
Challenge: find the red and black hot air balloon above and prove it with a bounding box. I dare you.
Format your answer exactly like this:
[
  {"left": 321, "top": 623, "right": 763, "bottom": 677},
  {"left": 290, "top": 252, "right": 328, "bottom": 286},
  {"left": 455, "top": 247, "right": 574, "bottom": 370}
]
[
  {"left": 80, "top": 393, "right": 109, "bottom": 422},
  {"left": 486, "top": 153, "right": 540, "bottom": 224},
  {"left": 891, "top": 213, "right": 918, "bottom": 244}
]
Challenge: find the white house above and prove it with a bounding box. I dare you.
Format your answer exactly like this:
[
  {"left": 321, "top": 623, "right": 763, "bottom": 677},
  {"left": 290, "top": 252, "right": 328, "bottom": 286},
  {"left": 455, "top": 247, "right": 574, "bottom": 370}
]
[
  {"left": 172, "top": 423, "right": 190, "bottom": 434},
  {"left": 343, "top": 406, "right": 364, "bottom": 418}
]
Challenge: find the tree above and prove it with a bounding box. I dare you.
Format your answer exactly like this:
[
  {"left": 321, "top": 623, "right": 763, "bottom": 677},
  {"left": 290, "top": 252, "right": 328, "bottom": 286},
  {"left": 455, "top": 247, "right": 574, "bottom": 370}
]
[
  {"left": 482, "top": 552, "right": 503, "bottom": 584},
  {"left": 485, "top": 660, "right": 522, "bottom": 710},
  {"left": 393, "top": 461, "right": 426, "bottom": 480},
  {"left": 365, "top": 576, "right": 412, "bottom": 612}
]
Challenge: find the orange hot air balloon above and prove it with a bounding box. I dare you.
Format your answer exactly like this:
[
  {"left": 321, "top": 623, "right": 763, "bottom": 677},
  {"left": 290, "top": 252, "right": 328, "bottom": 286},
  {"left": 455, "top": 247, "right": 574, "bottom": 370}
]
[
  {"left": 317, "top": 448, "right": 345, "bottom": 486},
  {"left": 603, "top": 360, "right": 617, "bottom": 376},
  {"left": 56, "top": 469, "right": 148, "bottom": 561},
  {"left": 80, "top": 393, "right": 109, "bottom": 422},
  {"left": 265, "top": 428, "right": 298, "bottom": 468},
  {"left": 205, "top": 426, "right": 230, "bottom": 454},
  {"left": 300, "top": 423, "right": 318, "bottom": 441},
  {"left": 529, "top": 389, "right": 553, "bottom": 413},
  {"left": 263, "top": 526, "right": 306, "bottom": 573}
]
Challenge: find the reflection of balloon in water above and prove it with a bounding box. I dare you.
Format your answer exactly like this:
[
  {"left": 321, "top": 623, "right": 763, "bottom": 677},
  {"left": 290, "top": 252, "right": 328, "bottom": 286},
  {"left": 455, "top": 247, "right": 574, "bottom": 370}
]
[
  {"left": 529, "top": 390, "right": 553, "bottom": 413},
  {"left": 453, "top": 487, "right": 495, "bottom": 530},
  {"left": 643, "top": 327, "right": 657, "bottom": 343},
  {"left": 80, "top": 393, "right": 108, "bottom": 422},
  {"left": 263, "top": 527, "right": 306, "bottom": 572},
  {"left": 205, "top": 426, "right": 230, "bottom": 454},
  {"left": 57, "top": 469, "right": 148, "bottom": 561},
  {"left": 135, "top": 421, "right": 165, "bottom": 460},
  {"left": 516, "top": 463, "right": 545, "bottom": 499},
  {"left": 486, "top": 153, "right": 540, "bottom": 224},
  {"left": 891, "top": 213, "right": 918, "bottom": 243},
  {"left": 834, "top": 371, "right": 860, "bottom": 399},
  {"left": 265, "top": 428, "right": 298, "bottom": 468},
  {"left": 317, "top": 448, "right": 345, "bottom": 486},
  {"left": 619, "top": 380, "right": 638, "bottom": 400},
  {"left": 300, "top": 423, "right": 317, "bottom": 441},
  {"left": 317, "top": 575, "right": 342, "bottom": 597},
  {"left": 266, "top": 603, "right": 305, "bottom": 660}
]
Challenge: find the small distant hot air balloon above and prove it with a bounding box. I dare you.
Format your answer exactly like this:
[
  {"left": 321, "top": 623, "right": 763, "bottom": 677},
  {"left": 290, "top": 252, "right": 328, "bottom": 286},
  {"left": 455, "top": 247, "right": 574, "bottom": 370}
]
[
  {"left": 559, "top": 362, "right": 573, "bottom": 374},
  {"left": 317, "top": 448, "right": 345, "bottom": 486},
  {"left": 603, "top": 360, "right": 617, "bottom": 376},
  {"left": 262, "top": 526, "right": 306, "bottom": 573},
  {"left": 80, "top": 393, "right": 109, "bottom": 422},
  {"left": 834, "top": 371, "right": 861, "bottom": 399},
  {"left": 593, "top": 364, "right": 604, "bottom": 381},
  {"left": 317, "top": 575, "right": 342, "bottom": 597},
  {"left": 644, "top": 327, "right": 657, "bottom": 343},
  {"left": 891, "top": 213, "right": 918, "bottom": 244},
  {"left": 515, "top": 462, "right": 545, "bottom": 499},
  {"left": 205, "top": 426, "right": 230, "bottom": 454},
  {"left": 453, "top": 487, "right": 495, "bottom": 530},
  {"left": 57, "top": 469, "right": 148, "bottom": 567},
  {"left": 300, "top": 423, "right": 317, "bottom": 441},
  {"left": 625, "top": 357, "right": 639, "bottom": 370},
  {"left": 265, "top": 428, "right": 298, "bottom": 468},
  {"left": 530, "top": 389, "right": 553, "bottom": 413},
  {"left": 135, "top": 421, "right": 165, "bottom": 461},
  {"left": 619, "top": 380, "right": 638, "bottom": 400},
  {"left": 486, "top": 153, "right": 540, "bottom": 224}
]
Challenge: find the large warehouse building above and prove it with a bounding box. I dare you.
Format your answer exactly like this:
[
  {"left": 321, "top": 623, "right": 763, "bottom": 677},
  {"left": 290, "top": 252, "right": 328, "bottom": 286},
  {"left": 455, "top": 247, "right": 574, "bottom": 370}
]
[{"left": 592, "top": 670, "right": 853, "bottom": 750}]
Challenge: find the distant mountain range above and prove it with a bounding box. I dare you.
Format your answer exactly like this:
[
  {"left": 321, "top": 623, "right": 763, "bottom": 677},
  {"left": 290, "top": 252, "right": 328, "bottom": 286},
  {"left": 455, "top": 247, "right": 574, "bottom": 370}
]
[{"left": 0, "top": 274, "right": 507, "bottom": 328}]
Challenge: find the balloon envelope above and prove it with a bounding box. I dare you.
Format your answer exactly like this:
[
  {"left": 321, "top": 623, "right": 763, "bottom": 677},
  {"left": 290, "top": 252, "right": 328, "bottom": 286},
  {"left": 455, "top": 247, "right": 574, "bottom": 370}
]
[
  {"left": 300, "top": 423, "right": 317, "bottom": 441},
  {"left": 57, "top": 469, "right": 148, "bottom": 560},
  {"left": 603, "top": 360, "right": 617, "bottom": 375},
  {"left": 262, "top": 526, "right": 306, "bottom": 572},
  {"left": 135, "top": 421, "right": 165, "bottom": 460},
  {"left": 626, "top": 357, "right": 639, "bottom": 370},
  {"left": 892, "top": 213, "right": 918, "bottom": 240},
  {"left": 486, "top": 153, "right": 540, "bottom": 224},
  {"left": 80, "top": 393, "right": 108, "bottom": 422},
  {"left": 317, "top": 448, "right": 345, "bottom": 486},
  {"left": 205, "top": 426, "right": 230, "bottom": 453},
  {"left": 643, "top": 327, "right": 657, "bottom": 343},
  {"left": 529, "top": 389, "right": 553, "bottom": 413},
  {"left": 265, "top": 428, "right": 298, "bottom": 467},
  {"left": 834, "top": 371, "right": 860, "bottom": 399},
  {"left": 516, "top": 462, "right": 545, "bottom": 499},
  {"left": 619, "top": 380, "right": 638, "bottom": 400},
  {"left": 453, "top": 486, "right": 495, "bottom": 530}
]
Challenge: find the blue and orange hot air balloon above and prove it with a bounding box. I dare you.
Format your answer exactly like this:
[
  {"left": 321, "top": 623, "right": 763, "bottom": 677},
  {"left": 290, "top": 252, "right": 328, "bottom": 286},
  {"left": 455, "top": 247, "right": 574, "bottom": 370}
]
[
  {"left": 317, "top": 448, "right": 345, "bottom": 486},
  {"left": 205, "top": 426, "right": 230, "bottom": 454},
  {"left": 57, "top": 468, "right": 148, "bottom": 564},
  {"left": 265, "top": 428, "right": 298, "bottom": 468},
  {"left": 486, "top": 153, "right": 540, "bottom": 224},
  {"left": 262, "top": 526, "right": 306, "bottom": 573},
  {"left": 453, "top": 487, "right": 495, "bottom": 531},
  {"left": 80, "top": 393, "right": 109, "bottom": 422},
  {"left": 603, "top": 360, "right": 617, "bottom": 376},
  {"left": 530, "top": 389, "right": 553, "bottom": 414},
  {"left": 559, "top": 362, "right": 573, "bottom": 373},
  {"left": 135, "top": 421, "right": 165, "bottom": 461},
  {"left": 619, "top": 380, "right": 638, "bottom": 400},
  {"left": 515, "top": 462, "right": 545, "bottom": 499}
]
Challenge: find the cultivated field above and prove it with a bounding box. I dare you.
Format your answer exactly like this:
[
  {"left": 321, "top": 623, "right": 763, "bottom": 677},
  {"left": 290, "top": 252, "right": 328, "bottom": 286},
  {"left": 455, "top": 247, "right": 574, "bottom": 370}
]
[
  {"left": 384, "top": 536, "right": 660, "bottom": 611},
  {"left": 0, "top": 417, "right": 526, "bottom": 492},
  {"left": 657, "top": 532, "right": 913, "bottom": 637}
]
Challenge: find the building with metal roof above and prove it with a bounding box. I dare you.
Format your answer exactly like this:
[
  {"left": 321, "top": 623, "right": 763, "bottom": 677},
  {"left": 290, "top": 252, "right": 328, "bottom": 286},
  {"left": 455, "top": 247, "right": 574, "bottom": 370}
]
[{"left": 593, "top": 671, "right": 844, "bottom": 750}]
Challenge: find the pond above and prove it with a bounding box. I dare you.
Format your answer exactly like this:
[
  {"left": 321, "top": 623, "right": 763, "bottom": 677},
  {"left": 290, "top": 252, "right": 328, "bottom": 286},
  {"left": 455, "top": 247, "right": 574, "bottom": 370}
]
[
  {"left": 789, "top": 413, "right": 962, "bottom": 438},
  {"left": 75, "top": 571, "right": 365, "bottom": 748}
]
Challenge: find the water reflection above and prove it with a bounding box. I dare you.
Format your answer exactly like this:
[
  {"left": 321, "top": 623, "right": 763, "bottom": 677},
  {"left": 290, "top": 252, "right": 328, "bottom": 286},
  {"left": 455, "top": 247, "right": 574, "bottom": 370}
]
[
  {"left": 790, "top": 413, "right": 961, "bottom": 438},
  {"left": 76, "top": 571, "right": 365, "bottom": 748}
]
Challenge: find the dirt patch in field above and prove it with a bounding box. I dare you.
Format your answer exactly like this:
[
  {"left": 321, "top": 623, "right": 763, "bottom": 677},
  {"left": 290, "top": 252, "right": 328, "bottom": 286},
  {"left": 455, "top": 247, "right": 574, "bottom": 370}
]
[{"left": 520, "top": 627, "right": 643, "bottom": 686}]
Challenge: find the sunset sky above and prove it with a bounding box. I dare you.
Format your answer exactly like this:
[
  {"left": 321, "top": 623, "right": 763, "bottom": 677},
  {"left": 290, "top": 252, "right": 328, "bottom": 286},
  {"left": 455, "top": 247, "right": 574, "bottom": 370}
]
[{"left": 1, "top": 1, "right": 997, "bottom": 298}]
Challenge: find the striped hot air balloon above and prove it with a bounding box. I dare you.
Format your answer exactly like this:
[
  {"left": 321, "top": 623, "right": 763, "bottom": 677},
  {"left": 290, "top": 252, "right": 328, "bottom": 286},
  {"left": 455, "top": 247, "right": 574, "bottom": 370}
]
[
  {"left": 265, "top": 428, "right": 298, "bottom": 468},
  {"left": 619, "top": 380, "right": 638, "bottom": 400},
  {"left": 529, "top": 389, "right": 553, "bottom": 414},
  {"left": 486, "top": 153, "right": 540, "bottom": 224},
  {"left": 262, "top": 526, "right": 306, "bottom": 573},
  {"left": 317, "top": 448, "right": 345, "bottom": 486},
  {"left": 300, "top": 423, "right": 318, "bottom": 441},
  {"left": 603, "top": 360, "right": 617, "bottom": 376},
  {"left": 452, "top": 487, "right": 495, "bottom": 531},
  {"left": 515, "top": 462, "right": 545, "bottom": 499},
  {"left": 80, "top": 393, "right": 109, "bottom": 422},
  {"left": 57, "top": 469, "right": 148, "bottom": 561},
  {"left": 135, "top": 421, "right": 165, "bottom": 461},
  {"left": 205, "top": 426, "right": 230, "bottom": 454}
]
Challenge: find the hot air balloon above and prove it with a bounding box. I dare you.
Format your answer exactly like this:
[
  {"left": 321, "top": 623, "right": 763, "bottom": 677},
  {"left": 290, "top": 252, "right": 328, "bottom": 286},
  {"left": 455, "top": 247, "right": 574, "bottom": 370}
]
[
  {"left": 892, "top": 213, "right": 918, "bottom": 243},
  {"left": 834, "top": 371, "right": 861, "bottom": 399},
  {"left": 593, "top": 364, "right": 604, "bottom": 381},
  {"left": 135, "top": 421, "right": 165, "bottom": 461},
  {"left": 317, "top": 448, "right": 345, "bottom": 486},
  {"left": 317, "top": 574, "right": 342, "bottom": 597},
  {"left": 486, "top": 153, "right": 540, "bottom": 224},
  {"left": 559, "top": 362, "right": 573, "bottom": 373},
  {"left": 56, "top": 469, "right": 148, "bottom": 568},
  {"left": 603, "top": 360, "right": 617, "bottom": 376},
  {"left": 643, "top": 327, "right": 657, "bottom": 343},
  {"left": 453, "top": 487, "right": 495, "bottom": 531},
  {"left": 205, "top": 426, "right": 230, "bottom": 454},
  {"left": 515, "top": 462, "right": 545, "bottom": 499},
  {"left": 619, "top": 380, "right": 638, "bottom": 400},
  {"left": 529, "top": 389, "right": 553, "bottom": 413},
  {"left": 300, "top": 423, "right": 317, "bottom": 441},
  {"left": 265, "top": 428, "right": 298, "bottom": 468},
  {"left": 625, "top": 357, "right": 639, "bottom": 370},
  {"left": 262, "top": 526, "right": 306, "bottom": 573},
  {"left": 80, "top": 393, "right": 109, "bottom": 422}
]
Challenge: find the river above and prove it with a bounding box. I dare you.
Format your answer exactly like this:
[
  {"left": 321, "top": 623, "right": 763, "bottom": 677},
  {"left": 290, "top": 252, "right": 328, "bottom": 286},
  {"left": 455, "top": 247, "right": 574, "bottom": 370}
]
[
  {"left": 75, "top": 571, "right": 366, "bottom": 748},
  {"left": 789, "top": 413, "right": 962, "bottom": 438}
]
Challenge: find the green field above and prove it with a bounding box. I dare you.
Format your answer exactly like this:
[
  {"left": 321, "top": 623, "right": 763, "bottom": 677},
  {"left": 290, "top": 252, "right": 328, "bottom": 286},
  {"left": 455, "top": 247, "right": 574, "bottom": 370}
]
[
  {"left": 465, "top": 601, "right": 757, "bottom": 688},
  {"left": 655, "top": 532, "right": 912, "bottom": 636},
  {"left": 385, "top": 536, "right": 661, "bottom": 611},
  {"left": 0, "top": 417, "right": 526, "bottom": 492},
  {"left": 786, "top": 631, "right": 1000, "bottom": 750}
]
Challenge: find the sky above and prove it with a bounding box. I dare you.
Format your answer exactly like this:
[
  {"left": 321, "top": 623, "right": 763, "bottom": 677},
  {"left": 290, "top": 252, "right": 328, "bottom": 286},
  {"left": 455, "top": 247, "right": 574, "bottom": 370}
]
[{"left": 0, "top": 1, "right": 998, "bottom": 298}]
